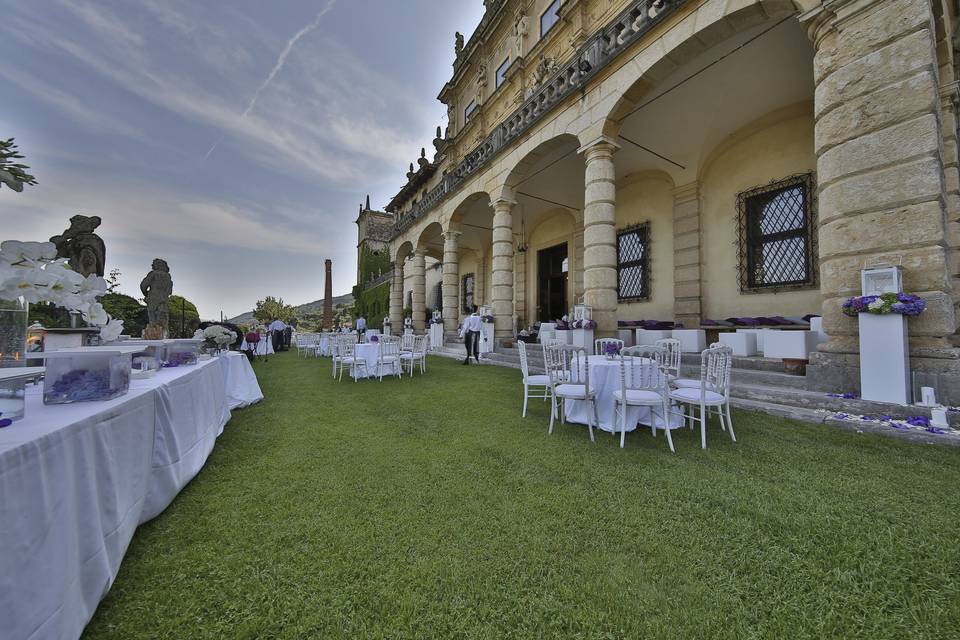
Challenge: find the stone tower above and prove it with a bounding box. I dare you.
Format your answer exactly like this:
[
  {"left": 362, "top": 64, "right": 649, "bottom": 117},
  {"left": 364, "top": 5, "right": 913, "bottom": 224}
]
[{"left": 323, "top": 259, "right": 333, "bottom": 330}]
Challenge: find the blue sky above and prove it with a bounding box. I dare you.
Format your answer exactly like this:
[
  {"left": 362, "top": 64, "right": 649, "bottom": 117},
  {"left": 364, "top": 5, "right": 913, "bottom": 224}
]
[{"left": 0, "top": 0, "right": 485, "bottom": 319}]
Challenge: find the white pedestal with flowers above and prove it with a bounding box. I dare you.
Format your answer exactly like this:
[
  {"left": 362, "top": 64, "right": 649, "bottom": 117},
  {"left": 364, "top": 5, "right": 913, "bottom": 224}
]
[
  {"left": 571, "top": 302, "right": 594, "bottom": 353},
  {"left": 846, "top": 267, "right": 923, "bottom": 405},
  {"left": 478, "top": 307, "right": 495, "bottom": 354}
]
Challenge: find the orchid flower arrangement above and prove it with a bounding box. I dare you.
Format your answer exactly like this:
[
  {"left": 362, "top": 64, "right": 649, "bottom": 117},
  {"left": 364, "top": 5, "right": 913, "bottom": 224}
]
[
  {"left": 197, "top": 325, "right": 236, "bottom": 349},
  {"left": 0, "top": 240, "right": 123, "bottom": 341},
  {"left": 841, "top": 292, "right": 926, "bottom": 317}
]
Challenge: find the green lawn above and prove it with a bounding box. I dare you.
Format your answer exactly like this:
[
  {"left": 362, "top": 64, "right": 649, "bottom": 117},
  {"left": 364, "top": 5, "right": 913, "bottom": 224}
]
[{"left": 83, "top": 352, "right": 960, "bottom": 639}]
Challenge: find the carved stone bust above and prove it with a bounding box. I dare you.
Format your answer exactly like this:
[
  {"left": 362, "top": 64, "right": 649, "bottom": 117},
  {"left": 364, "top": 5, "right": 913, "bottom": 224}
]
[
  {"left": 50, "top": 214, "right": 106, "bottom": 277},
  {"left": 140, "top": 258, "right": 173, "bottom": 329}
]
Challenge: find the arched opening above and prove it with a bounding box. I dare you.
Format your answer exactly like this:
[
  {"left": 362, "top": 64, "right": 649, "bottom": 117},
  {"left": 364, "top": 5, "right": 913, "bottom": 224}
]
[
  {"left": 600, "top": 7, "right": 816, "bottom": 326},
  {"left": 449, "top": 192, "right": 493, "bottom": 318},
  {"left": 503, "top": 134, "right": 583, "bottom": 325}
]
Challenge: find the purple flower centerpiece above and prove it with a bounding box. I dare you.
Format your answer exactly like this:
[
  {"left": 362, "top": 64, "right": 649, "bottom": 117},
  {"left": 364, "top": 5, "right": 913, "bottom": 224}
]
[
  {"left": 842, "top": 292, "right": 926, "bottom": 317},
  {"left": 602, "top": 342, "right": 621, "bottom": 359},
  {"left": 572, "top": 319, "right": 597, "bottom": 330},
  {"left": 481, "top": 314, "right": 495, "bottom": 324},
  {"left": 370, "top": 335, "right": 380, "bottom": 343}
]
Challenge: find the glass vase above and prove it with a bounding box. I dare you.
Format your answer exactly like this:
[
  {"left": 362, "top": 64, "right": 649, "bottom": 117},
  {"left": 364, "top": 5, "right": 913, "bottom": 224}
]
[{"left": 0, "top": 298, "right": 28, "bottom": 368}]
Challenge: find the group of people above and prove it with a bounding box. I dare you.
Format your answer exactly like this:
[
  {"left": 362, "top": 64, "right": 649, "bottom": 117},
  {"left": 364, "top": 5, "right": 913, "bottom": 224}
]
[{"left": 267, "top": 318, "right": 292, "bottom": 352}]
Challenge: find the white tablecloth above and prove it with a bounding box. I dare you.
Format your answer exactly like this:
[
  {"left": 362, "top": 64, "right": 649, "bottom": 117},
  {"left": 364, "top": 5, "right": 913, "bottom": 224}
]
[
  {"left": 240, "top": 338, "right": 273, "bottom": 355},
  {"left": 218, "top": 351, "right": 263, "bottom": 410},
  {"left": 565, "top": 355, "right": 681, "bottom": 433},
  {"left": 351, "top": 343, "right": 397, "bottom": 379},
  {"left": 0, "top": 358, "right": 230, "bottom": 640},
  {"left": 317, "top": 336, "right": 331, "bottom": 357}
]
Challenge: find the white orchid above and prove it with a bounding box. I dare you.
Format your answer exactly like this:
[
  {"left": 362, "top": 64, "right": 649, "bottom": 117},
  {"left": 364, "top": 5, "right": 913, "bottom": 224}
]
[
  {"left": 76, "top": 274, "right": 109, "bottom": 302},
  {"left": 99, "top": 317, "right": 124, "bottom": 342},
  {"left": 83, "top": 301, "right": 109, "bottom": 326},
  {"left": 0, "top": 240, "right": 57, "bottom": 266}
]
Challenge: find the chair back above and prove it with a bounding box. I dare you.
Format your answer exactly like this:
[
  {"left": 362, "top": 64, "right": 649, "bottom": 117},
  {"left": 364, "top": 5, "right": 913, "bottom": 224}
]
[
  {"left": 701, "top": 345, "right": 733, "bottom": 398},
  {"left": 338, "top": 335, "right": 356, "bottom": 358},
  {"left": 401, "top": 333, "right": 415, "bottom": 351},
  {"left": 542, "top": 338, "right": 564, "bottom": 348},
  {"left": 618, "top": 345, "right": 668, "bottom": 394},
  {"left": 412, "top": 334, "right": 428, "bottom": 355},
  {"left": 380, "top": 334, "right": 400, "bottom": 345},
  {"left": 379, "top": 339, "right": 399, "bottom": 361},
  {"left": 655, "top": 338, "right": 682, "bottom": 377},
  {"left": 545, "top": 345, "right": 589, "bottom": 390},
  {"left": 595, "top": 338, "right": 624, "bottom": 356},
  {"left": 517, "top": 340, "right": 531, "bottom": 378}
]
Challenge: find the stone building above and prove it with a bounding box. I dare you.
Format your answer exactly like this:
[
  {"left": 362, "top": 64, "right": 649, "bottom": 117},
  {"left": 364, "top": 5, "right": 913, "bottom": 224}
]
[{"left": 354, "top": 0, "right": 960, "bottom": 394}]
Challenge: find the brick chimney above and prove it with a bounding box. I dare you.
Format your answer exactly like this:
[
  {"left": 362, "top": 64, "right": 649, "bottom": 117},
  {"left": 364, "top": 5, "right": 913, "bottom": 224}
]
[{"left": 323, "top": 259, "right": 333, "bottom": 329}]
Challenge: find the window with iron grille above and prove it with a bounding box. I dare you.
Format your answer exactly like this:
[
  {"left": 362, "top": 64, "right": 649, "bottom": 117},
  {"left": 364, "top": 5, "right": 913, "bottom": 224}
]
[
  {"left": 737, "top": 174, "right": 817, "bottom": 292},
  {"left": 462, "top": 273, "right": 475, "bottom": 312},
  {"left": 617, "top": 223, "right": 650, "bottom": 301}
]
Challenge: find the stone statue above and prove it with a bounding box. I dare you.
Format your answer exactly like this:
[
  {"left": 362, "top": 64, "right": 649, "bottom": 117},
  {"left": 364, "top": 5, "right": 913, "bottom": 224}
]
[
  {"left": 50, "top": 214, "right": 106, "bottom": 277},
  {"left": 534, "top": 54, "right": 557, "bottom": 86},
  {"left": 515, "top": 13, "right": 529, "bottom": 52},
  {"left": 455, "top": 32, "right": 464, "bottom": 57},
  {"left": 476, "top": 62, "right": 488, "bottom": 89},
  {"left": 140, "top": 258, "right": 173, "bottom": 330}
]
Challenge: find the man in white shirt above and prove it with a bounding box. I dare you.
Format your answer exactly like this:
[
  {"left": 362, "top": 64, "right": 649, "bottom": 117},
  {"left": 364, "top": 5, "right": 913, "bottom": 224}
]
[
  {"left": 268, "top": 318, "right": 286, "bottom": 352},
  {"left": 458, "top": 305, "right": 482, "bottom": 365},
  {"left": 355, "top": 315, "right": 366, "bottom": 339}
]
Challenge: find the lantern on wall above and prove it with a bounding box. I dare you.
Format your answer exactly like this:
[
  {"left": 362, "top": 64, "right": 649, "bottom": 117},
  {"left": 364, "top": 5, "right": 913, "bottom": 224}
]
[{"left": 860, "top": 265, "right": 903, "bottom": 297}]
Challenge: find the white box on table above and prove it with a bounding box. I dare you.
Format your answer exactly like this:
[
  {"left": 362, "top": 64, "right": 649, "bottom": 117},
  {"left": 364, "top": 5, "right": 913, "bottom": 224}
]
[
  {"left": 671, "top": 329, "right": 706, "bottom": 352},
  {"left": 635, "top": 329, "right": 672, "bottom": 345},
  {"left": 0, "top": 366, "right": 44, "bottom": 422},
  {"left": 41, "top": 346, "right": 143, "bottom": 404},
  {"left": 718, "top": 332, "right": 757, "bottom": 357},
  {"left": 163, "top": 338, "right": 203, "bottom": 367}
]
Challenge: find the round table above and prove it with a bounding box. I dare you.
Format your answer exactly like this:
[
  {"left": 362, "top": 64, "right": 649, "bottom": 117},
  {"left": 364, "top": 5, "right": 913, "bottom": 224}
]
[
  {"left": 351, "top": 343, "right": 398, "bottom": 379},
  {"left": 564, "top": 355, "right": 681, "bottom": 433}
]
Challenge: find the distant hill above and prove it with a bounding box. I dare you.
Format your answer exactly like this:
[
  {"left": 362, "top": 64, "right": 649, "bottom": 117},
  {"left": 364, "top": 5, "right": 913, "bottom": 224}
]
[{"left": 228, "top": 292, "right": 354, "bottom": 325}]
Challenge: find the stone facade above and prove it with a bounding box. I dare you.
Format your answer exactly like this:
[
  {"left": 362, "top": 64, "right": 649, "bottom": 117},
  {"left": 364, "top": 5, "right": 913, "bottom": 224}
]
[{"left": 357, "top": 0, "right": 960, "bottom": 399}]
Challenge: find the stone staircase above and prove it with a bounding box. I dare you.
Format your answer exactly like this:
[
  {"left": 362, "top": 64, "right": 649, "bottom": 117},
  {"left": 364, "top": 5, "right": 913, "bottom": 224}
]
[{"left": 430, "top": 341, "right": 960, "bottom": 430}]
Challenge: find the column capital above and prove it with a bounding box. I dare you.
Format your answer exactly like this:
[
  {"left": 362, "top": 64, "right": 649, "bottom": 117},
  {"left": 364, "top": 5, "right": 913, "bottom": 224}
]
[
  {"left": 413, "top": 247, "right": 428, "bottom": 258},
  {"left": 672, "top": 181, "right": 700, "bottom": 204},
  {"left": 578, "top": 135, "right": 621, "bottom": 158},
  {"left": 490, "top": 197, "right": 517, "bottom": 211},
  {"left": 442, "top": 229, "right": 462, "bottom": 240},
  {"left": 799, "top": 0, "right": 875, "bottom": 47}
]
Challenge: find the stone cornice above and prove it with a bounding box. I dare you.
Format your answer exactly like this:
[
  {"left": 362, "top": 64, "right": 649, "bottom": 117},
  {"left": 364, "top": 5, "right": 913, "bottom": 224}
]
[{"left": 392, "top": 0, "right": 688, "bottom": 239}]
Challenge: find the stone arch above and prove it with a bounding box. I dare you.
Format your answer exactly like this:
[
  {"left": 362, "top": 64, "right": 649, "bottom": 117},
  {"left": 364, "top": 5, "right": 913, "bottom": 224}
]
[
  {"left": 394, "top": 240, "right": 414, "bottom": 264},
  {"left": 449, "top": 191, "right": 493, "bottom": 225},
  {"left": 592, "top": 0, "right": 806, "bottom": 142},
  {"left": 502, "top": 133, "right": 582, "bottom": 195}
]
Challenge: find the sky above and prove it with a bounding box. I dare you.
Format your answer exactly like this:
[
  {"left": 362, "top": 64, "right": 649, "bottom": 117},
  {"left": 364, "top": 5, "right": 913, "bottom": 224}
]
[{"left": 0, "top": 0, "right": 485, "bottom": 319}]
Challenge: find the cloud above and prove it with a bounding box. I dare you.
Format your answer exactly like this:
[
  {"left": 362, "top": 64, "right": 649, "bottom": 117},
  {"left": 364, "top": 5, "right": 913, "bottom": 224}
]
[{"left": 0, "top": 64, "right": 145, "bottom": 141}]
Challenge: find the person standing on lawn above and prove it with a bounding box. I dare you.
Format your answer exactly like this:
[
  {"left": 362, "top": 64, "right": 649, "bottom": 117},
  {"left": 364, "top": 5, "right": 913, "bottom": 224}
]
[{"left": 459, "top": 305, "right": 481, "bottom": 365}]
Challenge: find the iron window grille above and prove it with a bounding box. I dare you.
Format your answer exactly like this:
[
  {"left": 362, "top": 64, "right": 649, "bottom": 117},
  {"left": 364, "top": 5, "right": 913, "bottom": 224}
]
[
  {"left": 462, "top": 273, "right": 475, "bottom": 312},
  {"left": 737, "top": 173, "right": 817, "bottom": 292},
  {"left": 617, "top": 223, "right": 650, "bottom": 301}
]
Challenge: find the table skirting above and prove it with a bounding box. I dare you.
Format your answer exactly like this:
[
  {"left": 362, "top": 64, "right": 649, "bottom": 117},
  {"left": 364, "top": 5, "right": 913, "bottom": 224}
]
[
  {"left": 219, "top": 352, "right": 264, "bottom": 410},
  {"left": 565, "top": 355, "right": 683, "bottom": 433},
  {"left": 240, "top": 338, "right": 273, "bottom": 355},
  {"left": 0, "top": 358, "right": 236, "bottom": 640},
  {"left": 351, "top": 343, "right": 398, "bottom": 379}
]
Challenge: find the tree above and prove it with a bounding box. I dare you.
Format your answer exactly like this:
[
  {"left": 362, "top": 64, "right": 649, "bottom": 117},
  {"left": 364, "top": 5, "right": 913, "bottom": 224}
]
[
  {"left": 168, "top": 295, "right": 200, "bottom": 338},
  {"left": 101, "top": 292, "right": 148, "bottom": 337},
  {"left": 106, "top": 268, "right": 122, "bottom": 292},
  {"left": 252, "top": 296, "right": 295, "bottom": 324},
  {"left": 0, "top": 138, "right": 37, "bottom": 192}
]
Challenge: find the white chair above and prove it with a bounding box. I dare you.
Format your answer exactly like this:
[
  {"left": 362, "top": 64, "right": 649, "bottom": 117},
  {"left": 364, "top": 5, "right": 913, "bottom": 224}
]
[
  {"left": 337, "top": 338, "right": 368, "bottom": 382},
  {"left": 400, "top": 333, "right": 415, "bottom": 354},
  {"left": 399, "top": 334, "right": 428, "bottom": 376},
  {"left": 654, "top": 338, "right": 681, "bottom": 382},
  {"left": 295, "top": 333, "right": 314, "bottom": 357},
  {"left": 668, "top": 345, "right": 736, "bottom": 449},
  {"left": 594, "top": 338, "right": 624, "bottom": 356},
  {"left": 614, "top": 346, "right": 672, "bottom": 451},
  {"left": 330, "top": 335, "right": 344, "bottom": 377},
  {"left": 544, "top": 345, "right": 596, "bottom": 442},
  {"left": 376, "top": 340, "right": 401, "bottom": 381},
  {"left": 518, "top": 341, "right": 550, "bottom": 418}
]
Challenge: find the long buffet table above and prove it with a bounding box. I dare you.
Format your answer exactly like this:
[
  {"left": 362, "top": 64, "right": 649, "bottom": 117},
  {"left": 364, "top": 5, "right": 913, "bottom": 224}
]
[{"left": 0, "top": 354, "right": 262, "bottom": 640}]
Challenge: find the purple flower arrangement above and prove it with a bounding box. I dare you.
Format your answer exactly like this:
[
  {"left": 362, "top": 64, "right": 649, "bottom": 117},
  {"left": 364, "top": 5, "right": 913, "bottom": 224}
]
[
  {"left": 572, "top": 319, "right": 597, "bottom": 330},
  {"left": 481, "top": 315, "right": 495, "bottom": 324},
  {"left": 842, "top": 292, "right": 926, "bottom": 317},
  {"left": 45, "top": 368, "right": 127, "bottom": 403},
  {"left": 555, "top": 320, "right": 570, "bottom": 330},
  {"left": 602, "top": 342, "right": 621, "bottom": 357},
  {"left": 163, "top": 351, "right": 197, "bottom": 367},
  {"left": 830, "top": 412, "right": 956, "bottom": 437},
  {"left": 370, "top": 335, "right": 380, "bottom": 343}
]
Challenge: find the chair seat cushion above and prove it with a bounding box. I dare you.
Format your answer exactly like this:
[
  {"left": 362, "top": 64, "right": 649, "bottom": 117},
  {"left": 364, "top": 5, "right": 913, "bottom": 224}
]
[
  {"left": 524, "top": 374, "right": 550, "bottom": 386},
  {"left": 555, "top": 383, "right": 591, "bottom": 398},
  {"left": 673, "top": 378, "right": 717, "bottom": 390},
  {"left": 669, "top": 387, "right": 725, "bottom": 405},
  {"left": 613, "top": 389, "right": 664, "bottom": 404}
]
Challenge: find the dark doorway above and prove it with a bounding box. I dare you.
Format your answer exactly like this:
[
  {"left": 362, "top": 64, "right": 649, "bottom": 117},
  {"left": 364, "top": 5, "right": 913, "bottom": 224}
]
[{"left": 538, "top": 243, "right": 568, "bottom": 322}]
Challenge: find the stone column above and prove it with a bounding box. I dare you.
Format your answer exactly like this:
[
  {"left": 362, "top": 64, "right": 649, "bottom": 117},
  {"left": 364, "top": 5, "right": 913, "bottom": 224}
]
[
  {"left": 672, "top": 182, "right": 702, "bottom": 328},
  {"left": 323, "top": 259, "right": 333, "bottom": 330},
  {"left": 389, "top": 260, "right": 404, "bottom": 333},
  {"left": 491, "top": 198, "right": 516, "bottom": 341},
  {"left": 475, "top": 251, "right": 486, "bottom": 307},
  {"left": 573, "top": 221, "right": 585, "bottom": 303},
  {"left": 579, "top": 137, "right": 620, "bottom": 336},
  {"left": 802, "top": 0, "right": 959, "bottom": 392},
  {"left": 442, "top": 230, "right": 461, "bottom": 334},
  {"left": 411, "top": 248, "right": 427, "bottom": 333}
]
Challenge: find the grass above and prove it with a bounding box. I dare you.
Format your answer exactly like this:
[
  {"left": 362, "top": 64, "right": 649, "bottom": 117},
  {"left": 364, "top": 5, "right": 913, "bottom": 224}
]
[{"left": 83, "top": 352, "right": 960, "bottom": 639}]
